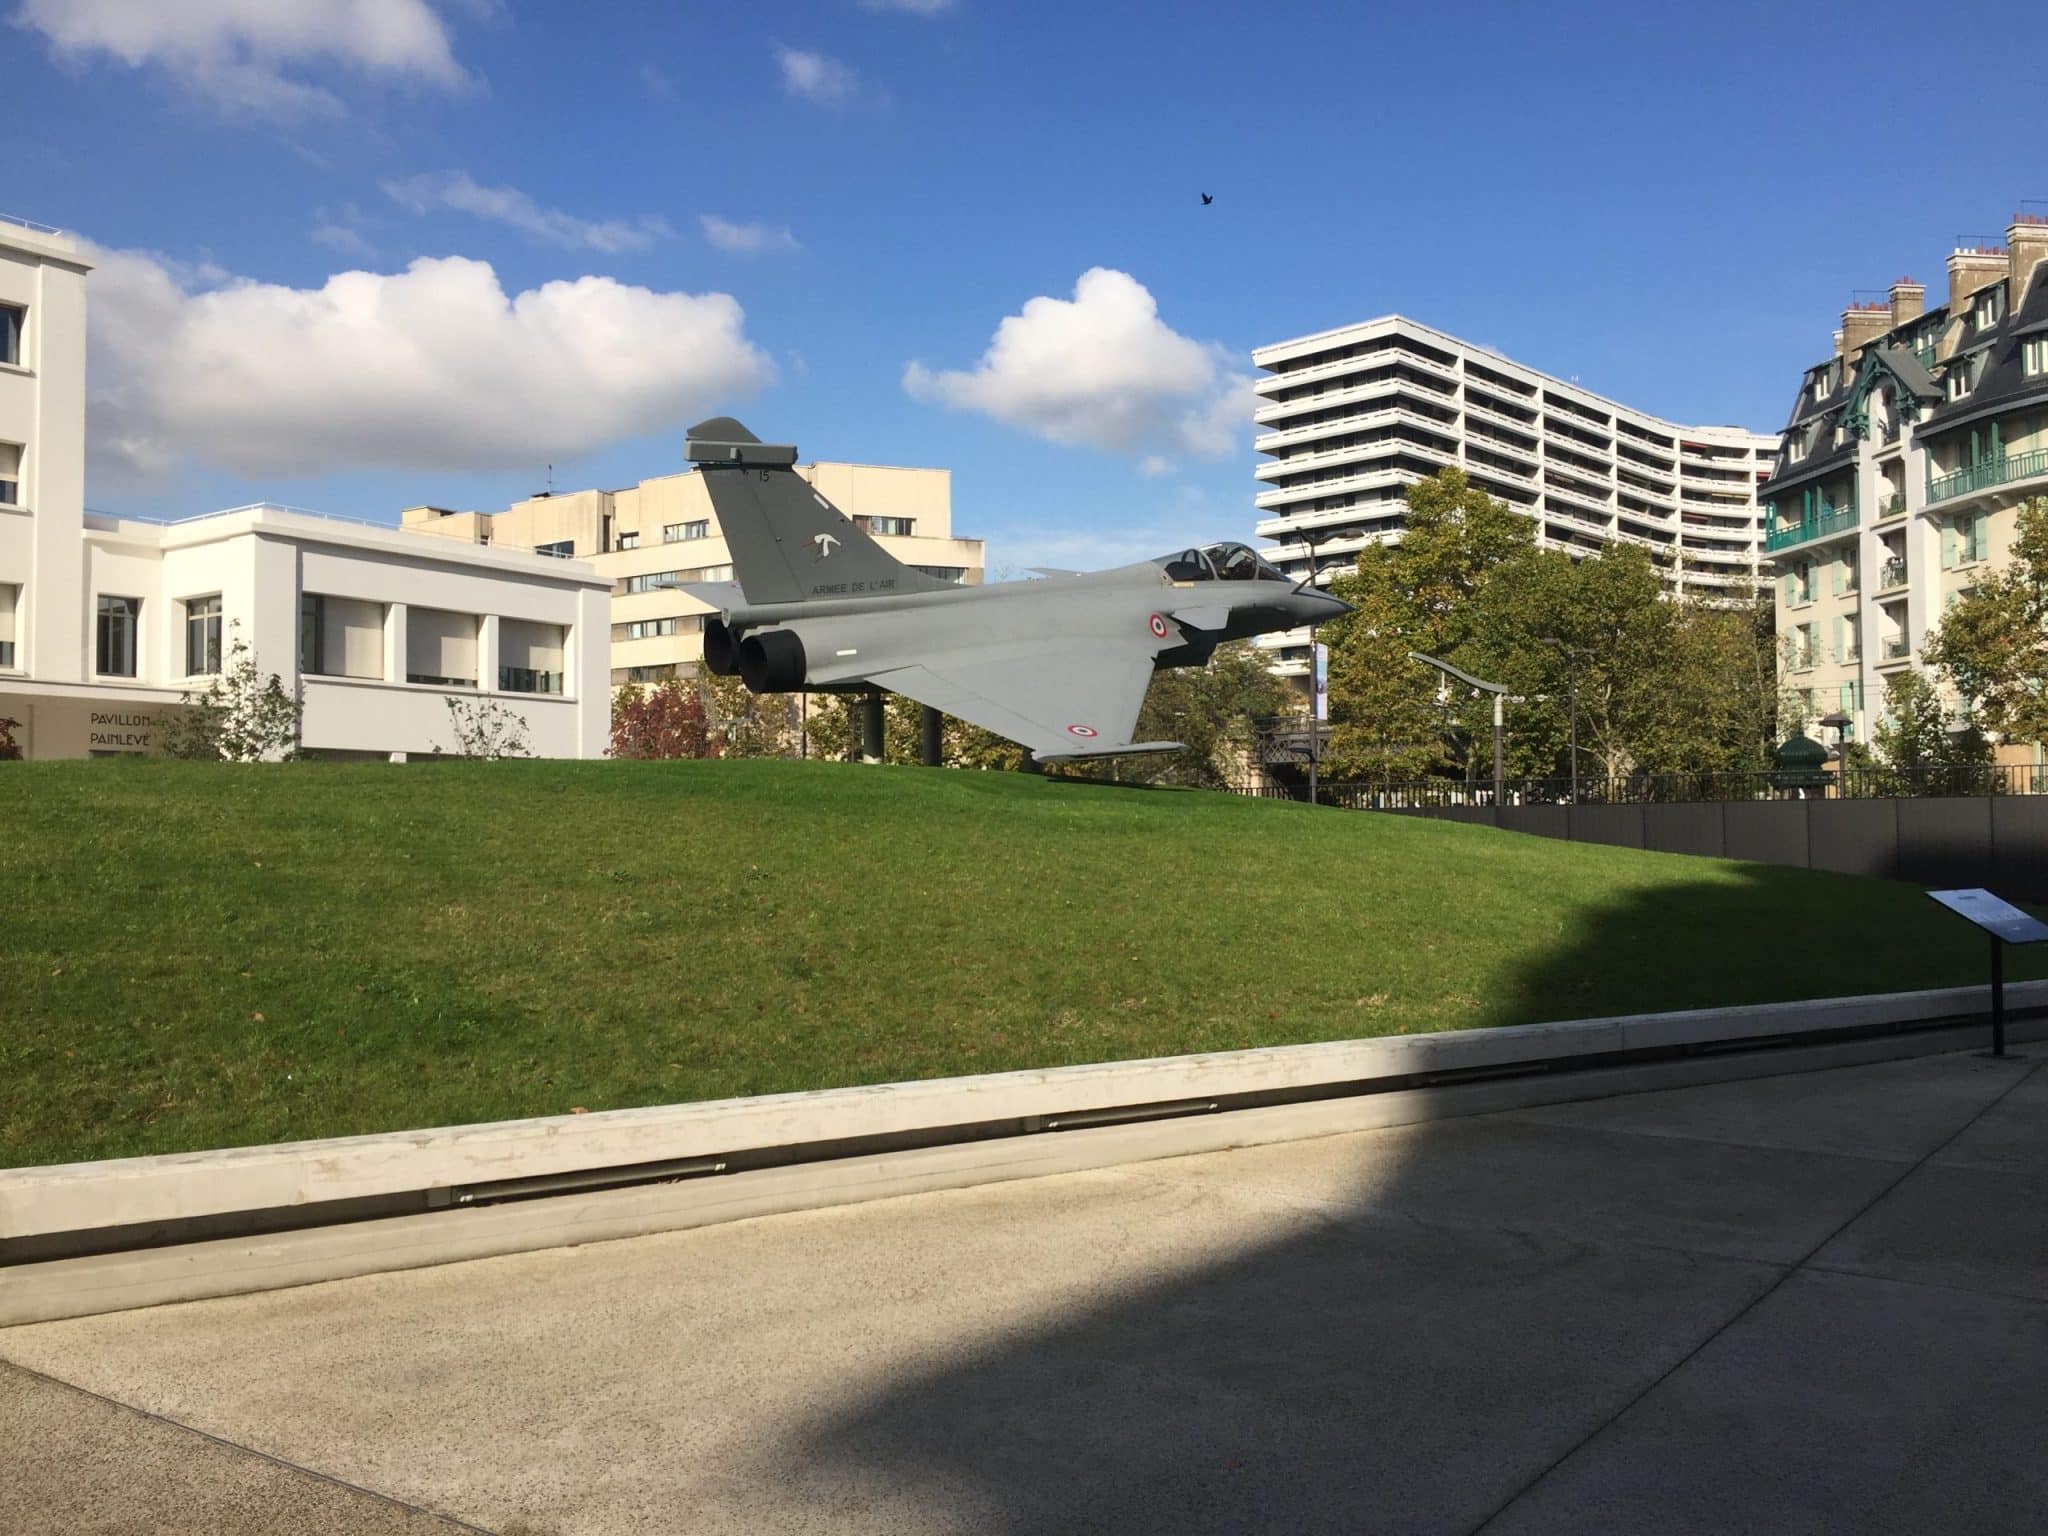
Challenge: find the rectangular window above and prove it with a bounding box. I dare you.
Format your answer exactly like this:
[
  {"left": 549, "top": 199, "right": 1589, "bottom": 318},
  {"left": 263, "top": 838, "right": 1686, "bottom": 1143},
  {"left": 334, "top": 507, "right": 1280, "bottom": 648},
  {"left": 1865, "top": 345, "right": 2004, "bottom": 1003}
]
[
  {"left": 184, "top": 594, "right": 223, "bottom": 676},
  {"left": 0, "top": 304, "right": 21, "bottom": 367},
  {"left": 0, "top": 441, "right": 19, "bottom": 505},
  {"left": 0, "top": 581, "right": 17, "bottom": 669},
  {"left": 1965, "top": 513, "right": 1988, "bottom": 563},
  {"left": 620, "top": 570, "right": 684, "bottom": 594},
  {"left": 1973, "top": 286, "right": 2006, "bottom": 331},
  {"left": 664, "top": 520, "right": 710, "bottom": 542},
  {"left": 534, "top": 539, "right": 575, "bottom": 559},
  {"left": 2026, "top": 337, "right": 2048, "bottom": 377},
  {"left": 611, "top": 617, "right": 700, "bottom": 641},
  {"left": 96, "top": 595, "right": 139, "bottom": 677},
  {"left": 913, "top": 565, "right": 969, "bottom": 584},
  {"left": 300, "top": 594, "right": 325, "bottom": 675},
  {"left": 855, "top": 515, "right": 913, "bottom": 537},
  {"left": 301, "top": 593, "right": 383, "bottom": 679},
  {"left": 616, "top": 531, "right": 640, "bottom": 551},
  {"left": 1945, "top": 362, "right": 1972, "bottom": 402},
  {"left": 498, "top": 618, "right": 565, "bottom": 695},
  {"left": 405, "top": 607, "right": 478, "bottom": 687}
]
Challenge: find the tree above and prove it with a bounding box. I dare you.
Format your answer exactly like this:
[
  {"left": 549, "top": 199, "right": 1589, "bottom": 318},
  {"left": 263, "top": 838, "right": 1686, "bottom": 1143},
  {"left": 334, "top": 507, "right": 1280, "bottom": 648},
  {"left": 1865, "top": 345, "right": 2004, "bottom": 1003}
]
[
  {"left": 700, "top": 672, "right": 801, "bottom": 758},
  {"left": 610, "top": 680, "right": 714, "bottom": 759},
  {"left": 0, "top": 716, "right": 20, "bottom": 762},
  {"left": 439, "top": 695, "right": 531, "bottom": 760},
  {"left": 1319, "top": 469, "right": 1536, "bottom": 779},
  {"left": 158, "top": 623, "right": 301, "bottom": 762},
  {"left": 1925, "top": 496, "right": 2048, "bottom": 749},
  {"left": 1059, "top": 643, "right": 1291, "bottom": 788},
  {"left": 1869, "top": 668, "right": 1990, "bottom": 796}
]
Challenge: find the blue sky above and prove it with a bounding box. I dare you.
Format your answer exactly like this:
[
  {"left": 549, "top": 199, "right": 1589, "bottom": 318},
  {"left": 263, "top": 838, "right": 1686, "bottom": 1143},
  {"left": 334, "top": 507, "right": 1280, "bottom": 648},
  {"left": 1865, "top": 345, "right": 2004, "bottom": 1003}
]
[{"left": 7, "top": 0, "right": 2047, "bottom": 572}]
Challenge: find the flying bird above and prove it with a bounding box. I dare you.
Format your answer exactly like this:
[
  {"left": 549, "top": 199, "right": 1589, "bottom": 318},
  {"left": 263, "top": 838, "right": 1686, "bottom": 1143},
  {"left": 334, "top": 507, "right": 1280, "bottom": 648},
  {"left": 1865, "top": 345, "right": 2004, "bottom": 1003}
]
[{"left": 1200, "top": 192, "right": 1213, "bottom": 205}]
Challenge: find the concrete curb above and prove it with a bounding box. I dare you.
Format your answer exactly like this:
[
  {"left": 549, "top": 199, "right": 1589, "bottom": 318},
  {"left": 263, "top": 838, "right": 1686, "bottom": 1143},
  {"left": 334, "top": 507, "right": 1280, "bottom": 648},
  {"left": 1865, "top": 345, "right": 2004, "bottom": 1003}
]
[
  {"left": 3, "top": 1015, "right": 2039, "bottom": 1327},
  {"left": 5, "top": 980, "right": 2039, "bottom": 1248}
]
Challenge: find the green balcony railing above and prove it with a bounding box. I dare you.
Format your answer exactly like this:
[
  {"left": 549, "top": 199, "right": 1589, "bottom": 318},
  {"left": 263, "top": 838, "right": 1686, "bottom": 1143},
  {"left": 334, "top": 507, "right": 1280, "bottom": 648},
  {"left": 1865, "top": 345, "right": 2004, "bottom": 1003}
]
[
  {"left": 1765, "top": 501, "right": 1859, "bottom": 553},
  {"left": 1928, "top": 447, "right": 2048, "bottom": 505}
]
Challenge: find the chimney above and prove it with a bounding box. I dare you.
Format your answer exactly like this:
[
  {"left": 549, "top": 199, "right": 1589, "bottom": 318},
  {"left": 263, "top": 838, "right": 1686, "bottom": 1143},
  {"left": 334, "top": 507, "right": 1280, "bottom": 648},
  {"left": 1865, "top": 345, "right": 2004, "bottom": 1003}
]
[
  {"left": 1840, "top": 301, "right": 1891, "bottom": 358},
  {"left": 2009, "top": 215, "right": 2048, "bottom": 306},
  {"left": 1889, "top": 278, "right": 1925, "bottom": 330},
  {"left": 1832, "top": 328, "right": 1845, "bottom": 359},
  {"left": 1948, "top": 243, "right": 2008, "bottom": 315}
]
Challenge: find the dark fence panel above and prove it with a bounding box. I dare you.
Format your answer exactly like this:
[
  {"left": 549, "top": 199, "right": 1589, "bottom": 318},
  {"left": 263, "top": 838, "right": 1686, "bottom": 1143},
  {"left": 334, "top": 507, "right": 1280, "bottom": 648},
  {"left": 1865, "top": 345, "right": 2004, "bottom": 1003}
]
[
  {"left": 1896, "top": 798, "right": 1994, "bottom": 889},
  {"left": 1722, "top": 801, "right": 1810, "bottom": 870},
  {"left": 1499, "top": 805, "right": 1568, "bottom": 841},
  {"left": 1992, "top": 797, "right": 2048, "bottom": 898},
  {"left": 1642, "top": 802, "right": 1726, "bottom": 860},
  {"left": 1569, "top": 804, "right": 1646, "bottom": 849},
  {"left": 1810, "top": 799, "right": 1900, "bottom": 882}
]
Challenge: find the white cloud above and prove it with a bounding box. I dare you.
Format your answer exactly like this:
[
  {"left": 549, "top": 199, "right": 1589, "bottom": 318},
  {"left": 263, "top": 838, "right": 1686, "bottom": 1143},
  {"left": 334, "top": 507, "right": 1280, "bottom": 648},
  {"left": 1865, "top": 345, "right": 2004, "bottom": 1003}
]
[
  {"left": 1139, "top": 455, "right": 1173, "bottom": 478},
  {"left": 700, "top": 215, "right": 800, "bottom": 255},
  {"left": 14, "top": 0, "right": 466, "bottom": 117},
  {"left": 903, "top": 267, "right": 1252, "bottom": 459},
  {"left": 858, "top": 0, "right": 956, "bottom": 12},
  {"left": 309, "top": 217, "right": 375, "bottom": 259},
  {"left": 384, "top": 172, "right": 672, "bottom": 254},
  {"left": 86, "top": 246, "right": 774, "bottom": 480},
  {"left": 776, "top": 46, "right": 860, "bottom": 106}
]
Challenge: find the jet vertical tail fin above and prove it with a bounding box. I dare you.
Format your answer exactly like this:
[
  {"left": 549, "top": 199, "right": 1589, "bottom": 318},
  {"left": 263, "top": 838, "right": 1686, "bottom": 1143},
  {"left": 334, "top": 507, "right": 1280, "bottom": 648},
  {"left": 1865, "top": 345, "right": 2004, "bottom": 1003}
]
[{"left": 685, "top": 417, "right": 951, "bottom": 607}]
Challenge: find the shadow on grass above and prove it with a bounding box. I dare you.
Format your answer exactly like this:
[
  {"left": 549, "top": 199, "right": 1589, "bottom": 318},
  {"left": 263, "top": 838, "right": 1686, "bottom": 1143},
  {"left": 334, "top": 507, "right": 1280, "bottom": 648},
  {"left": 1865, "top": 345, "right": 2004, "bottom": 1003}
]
[{"left": 759, "top": 866, "right": 2029, "bottom": 1534}]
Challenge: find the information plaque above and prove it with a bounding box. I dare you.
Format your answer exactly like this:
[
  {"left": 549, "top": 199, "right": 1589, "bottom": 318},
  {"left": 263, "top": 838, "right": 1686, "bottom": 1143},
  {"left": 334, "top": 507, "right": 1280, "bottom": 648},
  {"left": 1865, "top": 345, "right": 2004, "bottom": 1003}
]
[{"left": 1927, "top": 888, "right": 2048, "bottom": 1056}]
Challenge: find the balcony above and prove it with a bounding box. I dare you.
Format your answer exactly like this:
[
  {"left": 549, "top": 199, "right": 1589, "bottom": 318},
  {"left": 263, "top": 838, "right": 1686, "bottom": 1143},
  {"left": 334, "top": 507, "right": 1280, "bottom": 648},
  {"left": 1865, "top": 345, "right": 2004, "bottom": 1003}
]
[
  {"left": 1927, "top": 446, "right": 2048, "bottom": 505},
  {"left": 1764, "top": 501, "right": 1859, "bottom": 553},
  {"left": 1875, "top": 491, "right": 1908, "bottom": 520},
  {"left": 1879, "top": 637, "right": 1912, "bottom": 663},
  {"left": 1878, "top": 558, "right": 1908, "bottom": 591}
]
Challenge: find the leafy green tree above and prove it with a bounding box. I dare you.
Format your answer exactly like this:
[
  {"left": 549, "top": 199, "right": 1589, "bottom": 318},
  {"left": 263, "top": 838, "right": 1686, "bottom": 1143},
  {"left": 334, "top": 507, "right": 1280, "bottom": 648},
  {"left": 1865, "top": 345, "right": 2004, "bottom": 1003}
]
[
  {"left": 1925, "top": 496, "right": 2048, "bottom": 749},
  {"left": 1869, "top": 668, "right": 1991, "bottom": 796},
  {"left": 1319, "top": 469, "right": 1534, "bottom": 779},
  {"left": 701, "top": 672, "right": 801, "bottom": 758},
  {"left": 159, "top": 624, "right": 301, "bottom": 762},
  {"left": 1061, "top": 642, "right": 1291, "bottom": 787}
]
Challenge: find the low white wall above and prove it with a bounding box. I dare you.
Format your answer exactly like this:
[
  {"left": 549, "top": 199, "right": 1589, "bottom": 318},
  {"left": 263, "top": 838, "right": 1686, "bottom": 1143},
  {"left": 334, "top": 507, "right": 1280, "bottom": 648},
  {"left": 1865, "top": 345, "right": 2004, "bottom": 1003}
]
[
  {"left": 4, "top": 980, "right": 2034, "bottom": 1245},
  {"left": 300, "top": 675, "right": 587, "bottom": 759}
]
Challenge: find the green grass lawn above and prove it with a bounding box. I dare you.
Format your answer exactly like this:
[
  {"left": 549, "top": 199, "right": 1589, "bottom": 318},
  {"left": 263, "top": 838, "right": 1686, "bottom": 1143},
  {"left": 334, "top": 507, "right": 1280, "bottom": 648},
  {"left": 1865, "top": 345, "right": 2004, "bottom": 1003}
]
[{"left": 1, "top": 758, "right": 2029, "bottom": 1167}]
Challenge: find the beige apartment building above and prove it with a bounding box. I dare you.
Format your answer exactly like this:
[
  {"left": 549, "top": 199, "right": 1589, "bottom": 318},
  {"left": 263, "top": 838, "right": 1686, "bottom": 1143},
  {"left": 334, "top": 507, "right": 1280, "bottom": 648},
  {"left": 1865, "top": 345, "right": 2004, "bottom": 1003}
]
[
  {"left": 404, "top": 461, "right": 985, "bottom": 685},
  {"left": 1762, "top": 213, "right": 2048, "bottom": 763}
]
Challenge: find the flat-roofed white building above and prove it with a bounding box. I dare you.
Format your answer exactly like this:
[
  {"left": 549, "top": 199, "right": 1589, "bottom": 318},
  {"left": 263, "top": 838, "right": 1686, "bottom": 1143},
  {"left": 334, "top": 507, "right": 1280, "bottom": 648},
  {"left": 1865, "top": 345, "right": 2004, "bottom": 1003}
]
[
  {"left": 0, "top": 215, "right": 611, "bottom": 760},
  {"left": 1250, "top": 315, "right": 1779, "bottom": 672}
]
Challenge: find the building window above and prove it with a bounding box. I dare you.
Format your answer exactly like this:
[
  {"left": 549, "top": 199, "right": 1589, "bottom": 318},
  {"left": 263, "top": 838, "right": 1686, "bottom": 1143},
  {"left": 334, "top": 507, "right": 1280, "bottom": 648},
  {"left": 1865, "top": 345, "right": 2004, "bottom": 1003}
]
[
  {"left": 0, "top": 304, "right": 21, "bottom": 367},
  {"left": 622, "top": 664, "right": 679, "bottom": 683},
  {"left": 855, "top": 515, "right": 913, "bottom": 537},
  {"left": 2025, "top": 338, "right": 2047, "bottom": 377},
  {"left": 620, "top": 570, "right": 682, "bottom": 594},
  {"left": 498, "top": 618, "right": 564, "bottom": 695},
  {"left": 534, "top": 539, "right": 575, "bottom": 558},
  {"left": 913, "top": 565, "right": 969, "bottom": 583},
  {"left": 612, "top": 616, "right": 699, "bottom": 640},
  {"left": 406, "top": 607, "right": 478, "bottom": 688},
  {"left": 1945, "top": 361, "right": 1972, "bottom": 401},
  {"left": 616, "top": 531, "right": 640, "bottom": 551},
  {"left": 302, "top": 593, "right": 387, "bottom": 680},
  {"left": 0, "top": 582, "right": 17, "bottom": 669},
  {"left": 184, "top": 595, "right": 223, "bottom": 675},
  {"left": 1972, "top": 286, "right": 2006, "bottom": 332},
  {"left": 499, "top": 666, "right": 562, "bottom": 695},
  {"left": 0, "top": 441, "right": 19, "bottom": 505},
  {"left": 96, "top": 595, "right": 139, "bottom": 677},
  {"left": 300, "top": 594, "right": 325, "bottom": 675},
  {"left": 664, "top": 520, "right": 710, "bottom": 542}
]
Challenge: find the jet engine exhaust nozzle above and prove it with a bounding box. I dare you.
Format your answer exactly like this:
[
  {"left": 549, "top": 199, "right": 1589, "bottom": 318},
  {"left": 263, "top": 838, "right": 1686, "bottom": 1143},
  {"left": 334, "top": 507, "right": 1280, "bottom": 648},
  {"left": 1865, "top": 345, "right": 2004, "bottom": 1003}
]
[
  {"left": 739, "top": 628, "right": 808, "bottom": 694},
  {"left": 702, "top": 618, "right": 742, "bottom": 677}
]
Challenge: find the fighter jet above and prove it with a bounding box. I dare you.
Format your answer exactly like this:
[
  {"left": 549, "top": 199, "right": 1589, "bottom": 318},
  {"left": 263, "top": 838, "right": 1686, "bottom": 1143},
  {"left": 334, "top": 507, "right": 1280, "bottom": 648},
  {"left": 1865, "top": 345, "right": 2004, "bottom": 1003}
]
[{"left": 683, "top": 418, "right": 1351, "bottom": 760}]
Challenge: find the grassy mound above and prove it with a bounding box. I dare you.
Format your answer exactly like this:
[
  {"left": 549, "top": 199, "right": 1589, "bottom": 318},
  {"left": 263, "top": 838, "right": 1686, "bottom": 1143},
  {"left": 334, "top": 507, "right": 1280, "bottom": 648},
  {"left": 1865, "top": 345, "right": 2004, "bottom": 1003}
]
[{"left": 0, "top": 759, "right": 2020, "bottom": 1166}]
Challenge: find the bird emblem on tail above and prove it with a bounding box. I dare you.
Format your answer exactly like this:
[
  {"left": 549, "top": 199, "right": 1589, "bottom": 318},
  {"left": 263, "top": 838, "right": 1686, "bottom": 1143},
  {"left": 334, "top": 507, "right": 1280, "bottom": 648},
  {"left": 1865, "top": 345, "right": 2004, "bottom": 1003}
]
[{"left": 811, "top": 532, "right": 841, "bottom": 560}]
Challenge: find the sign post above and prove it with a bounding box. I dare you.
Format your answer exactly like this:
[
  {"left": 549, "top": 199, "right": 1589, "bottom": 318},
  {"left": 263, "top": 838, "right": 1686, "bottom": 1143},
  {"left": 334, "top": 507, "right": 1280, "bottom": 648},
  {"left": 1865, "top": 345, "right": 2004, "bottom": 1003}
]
[
  {"left": 1927, "top": 888, "right": 2048, "bottom": 1057},
  {"left": 1310, "top": 642, "right": 1328, "bottom": 807}
]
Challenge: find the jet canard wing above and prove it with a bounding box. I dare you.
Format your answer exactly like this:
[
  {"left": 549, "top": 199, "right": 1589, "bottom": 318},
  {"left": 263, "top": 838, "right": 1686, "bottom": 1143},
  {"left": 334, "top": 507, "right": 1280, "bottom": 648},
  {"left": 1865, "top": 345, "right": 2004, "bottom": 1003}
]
[{"left": 872, "top": 642, "right": 1179, "bottom": 760}]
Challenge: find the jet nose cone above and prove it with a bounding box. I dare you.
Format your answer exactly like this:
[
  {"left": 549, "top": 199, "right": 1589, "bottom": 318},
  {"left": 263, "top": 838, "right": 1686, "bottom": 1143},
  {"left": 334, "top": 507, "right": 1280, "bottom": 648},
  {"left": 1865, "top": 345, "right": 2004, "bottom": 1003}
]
[{"left": 1294, "top": 588, "right": 1353, "bottom": 623}]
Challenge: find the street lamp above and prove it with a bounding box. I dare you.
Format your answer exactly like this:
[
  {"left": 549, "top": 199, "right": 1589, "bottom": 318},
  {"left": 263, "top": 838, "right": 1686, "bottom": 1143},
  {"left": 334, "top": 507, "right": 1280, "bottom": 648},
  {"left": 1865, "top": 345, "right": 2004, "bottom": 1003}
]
[{"left": 1408, "top": 651, "right": 1509, "bottom": 806}]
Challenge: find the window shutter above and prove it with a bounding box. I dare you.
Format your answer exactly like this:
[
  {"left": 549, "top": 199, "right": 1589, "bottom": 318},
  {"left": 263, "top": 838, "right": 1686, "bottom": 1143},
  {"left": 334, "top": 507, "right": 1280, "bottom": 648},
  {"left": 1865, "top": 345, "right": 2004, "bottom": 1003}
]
[
  {"left": 1832, "top": 616, "right": 1844, "bottom": 661},
  {"left": 1941, "top": 524, "right": 1957, "bottom": 568}
]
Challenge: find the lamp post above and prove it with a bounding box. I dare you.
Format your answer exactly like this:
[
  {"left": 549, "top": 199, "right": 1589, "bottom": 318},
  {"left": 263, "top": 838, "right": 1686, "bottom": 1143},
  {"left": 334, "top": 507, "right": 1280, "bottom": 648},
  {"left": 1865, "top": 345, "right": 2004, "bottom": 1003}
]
[
  {"left": 1408, "top": 652, "right": 1509, "bottom": 806},
  {"left": 1536, "top": 638, "right": 1581, "bottom": 802}
]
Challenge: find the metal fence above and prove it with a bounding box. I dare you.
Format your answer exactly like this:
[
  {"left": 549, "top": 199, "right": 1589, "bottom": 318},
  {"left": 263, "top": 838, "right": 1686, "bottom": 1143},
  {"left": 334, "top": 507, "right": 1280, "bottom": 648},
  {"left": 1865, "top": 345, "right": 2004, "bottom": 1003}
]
[{"left": 1229, "top": 763, "right": 2048, "bottom": 809}]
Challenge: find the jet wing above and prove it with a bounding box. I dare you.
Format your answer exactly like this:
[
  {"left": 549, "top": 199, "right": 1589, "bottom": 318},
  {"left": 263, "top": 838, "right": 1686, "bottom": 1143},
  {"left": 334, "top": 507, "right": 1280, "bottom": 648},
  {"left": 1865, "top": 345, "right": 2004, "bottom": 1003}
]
[
  {"left": 871, "top": 642, "right": 1178, "bottom": 760},
  {"left": 679, "top": 581, "right": 745, "bottom": 612}
]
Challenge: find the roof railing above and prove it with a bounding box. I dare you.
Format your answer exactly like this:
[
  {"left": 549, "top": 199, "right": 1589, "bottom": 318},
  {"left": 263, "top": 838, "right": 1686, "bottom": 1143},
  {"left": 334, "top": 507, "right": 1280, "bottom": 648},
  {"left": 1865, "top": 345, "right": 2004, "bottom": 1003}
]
[{"left": 0, "top": 211, "right": 65, "bottom": 236}]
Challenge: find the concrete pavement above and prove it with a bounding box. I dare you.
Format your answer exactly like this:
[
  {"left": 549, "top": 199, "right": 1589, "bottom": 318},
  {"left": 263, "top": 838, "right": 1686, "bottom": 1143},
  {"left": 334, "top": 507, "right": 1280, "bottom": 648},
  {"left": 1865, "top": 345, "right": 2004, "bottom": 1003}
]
[{"left": 3, "top": 1047, "right": 2043, "bottom": 1534}]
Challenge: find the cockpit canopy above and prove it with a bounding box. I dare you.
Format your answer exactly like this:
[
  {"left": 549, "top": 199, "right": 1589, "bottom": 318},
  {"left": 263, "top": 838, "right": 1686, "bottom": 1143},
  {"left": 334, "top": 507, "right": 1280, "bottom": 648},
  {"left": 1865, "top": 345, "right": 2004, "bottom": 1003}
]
[{"left": 1159, "top": 542, "right": 1288, "bottom": 584}]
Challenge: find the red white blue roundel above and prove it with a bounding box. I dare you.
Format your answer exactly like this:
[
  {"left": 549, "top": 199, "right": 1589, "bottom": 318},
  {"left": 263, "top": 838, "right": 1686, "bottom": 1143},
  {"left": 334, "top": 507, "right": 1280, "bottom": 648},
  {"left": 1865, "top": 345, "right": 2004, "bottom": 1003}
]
[
  {"left": 1148, "top": 613, "right": 1169, "bottom": 638},
  {"left": 1067, "top": 724, "right": 1099, "bottom": 738}
]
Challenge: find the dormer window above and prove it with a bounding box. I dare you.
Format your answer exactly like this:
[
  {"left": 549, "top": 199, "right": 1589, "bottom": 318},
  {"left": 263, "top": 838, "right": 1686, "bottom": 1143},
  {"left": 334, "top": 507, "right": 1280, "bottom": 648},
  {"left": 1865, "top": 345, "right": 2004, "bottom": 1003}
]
[
  {"left": 1945, "top": 361, "right": 1973, "bottom": 402},
  {"left": 1972, "top": 285, "right": 2006, "bottom": 332},
  {"left": 2026, "top": 337, "right": 2047, "bottom": 378}
]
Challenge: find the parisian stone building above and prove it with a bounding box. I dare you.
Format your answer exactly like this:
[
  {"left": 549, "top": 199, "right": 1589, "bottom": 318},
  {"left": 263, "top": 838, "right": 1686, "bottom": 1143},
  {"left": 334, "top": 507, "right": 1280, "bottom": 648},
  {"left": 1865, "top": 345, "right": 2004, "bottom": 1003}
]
[{"left": 1761, "top": 214, "right": 2048, "bottom": 764}]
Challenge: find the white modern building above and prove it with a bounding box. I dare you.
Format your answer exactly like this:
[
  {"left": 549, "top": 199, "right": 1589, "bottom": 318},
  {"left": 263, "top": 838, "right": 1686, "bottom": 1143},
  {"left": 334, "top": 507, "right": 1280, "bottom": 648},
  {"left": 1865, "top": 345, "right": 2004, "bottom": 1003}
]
[
  {"left": 1250, "top": 315, "right": 1779, "bottom": 672},
  {"left": 0, "top": 216, "right": 611, "bottom": 760}
]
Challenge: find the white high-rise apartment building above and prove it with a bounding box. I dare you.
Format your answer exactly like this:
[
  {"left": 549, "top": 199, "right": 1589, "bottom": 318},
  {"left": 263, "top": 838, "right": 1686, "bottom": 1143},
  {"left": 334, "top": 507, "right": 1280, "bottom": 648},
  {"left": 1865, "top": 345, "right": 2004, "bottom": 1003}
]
[{"left": 1250, "top": 316, "right": 1779, "bottom": 671}]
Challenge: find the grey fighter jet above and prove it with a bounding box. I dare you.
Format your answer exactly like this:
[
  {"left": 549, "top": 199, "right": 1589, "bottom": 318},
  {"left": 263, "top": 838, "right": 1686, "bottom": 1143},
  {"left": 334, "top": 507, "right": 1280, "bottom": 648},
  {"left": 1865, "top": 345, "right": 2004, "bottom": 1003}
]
[{"left": 684, "top": 418, "right": 1350, "bottom": 760}]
